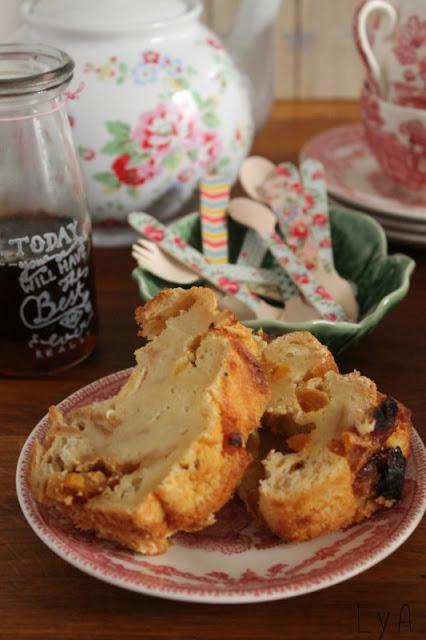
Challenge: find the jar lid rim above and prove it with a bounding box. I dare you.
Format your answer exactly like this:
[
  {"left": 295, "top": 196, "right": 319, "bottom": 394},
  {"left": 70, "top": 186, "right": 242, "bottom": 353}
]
[{"left": 0, "top": 44, "right": 74, "bottom": 97}]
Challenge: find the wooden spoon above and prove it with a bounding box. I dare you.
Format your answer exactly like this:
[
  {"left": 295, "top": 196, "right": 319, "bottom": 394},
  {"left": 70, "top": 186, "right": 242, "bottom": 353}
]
[
  {"left": 240, "top": 157, "right": 358, "bottom": 321},
  {"left": 228, "top": 198, "right": 348, "bottom": 322}
]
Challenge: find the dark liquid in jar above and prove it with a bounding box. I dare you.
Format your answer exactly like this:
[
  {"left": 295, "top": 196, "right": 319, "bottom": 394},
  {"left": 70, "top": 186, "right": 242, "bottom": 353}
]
[{"left": 0, "top": 213, "right": 98, "bottom": 376}]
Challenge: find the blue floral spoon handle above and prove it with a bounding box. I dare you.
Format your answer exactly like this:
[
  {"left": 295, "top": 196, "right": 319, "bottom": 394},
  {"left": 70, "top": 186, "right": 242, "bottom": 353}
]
[
  {"left": 263, "top": 231, "right": 348, "bottom": 321},
  {"left": 300, "top": 158, "right": 335, "bottom": 273}
]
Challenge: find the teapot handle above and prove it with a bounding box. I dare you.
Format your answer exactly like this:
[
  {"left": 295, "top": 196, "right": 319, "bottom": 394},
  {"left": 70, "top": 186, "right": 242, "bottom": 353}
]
[
  {"left": 225, "top": 0, "right": 282, "bottom": 132},
  {"left": 226, "top": 0, "right": 282, "bottom": 60},
  {"left": 354, "top": 0, "right": 398, "bottom": 98}
]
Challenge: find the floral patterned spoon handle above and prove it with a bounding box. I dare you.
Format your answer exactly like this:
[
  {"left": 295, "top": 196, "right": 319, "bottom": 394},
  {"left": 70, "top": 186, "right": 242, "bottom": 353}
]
[
  {"left": 300, "top": 159, "right": 359, "bottom": 321},
  {"left": 236, "top": 231, "right": 297, "bottom": 301},
  {"left": 300, "top": 159, "right": 334, "bottom": 273},
  {"left": 128, "top": 212, "right": 268, "bottom": 317},
  {"left": 237, "top": 160, "right": 297, "bottom": 301},
  {"left": 228, "top": 199, "right": 348, "bottom": 322},
  {"left": 259, "top": 162, "right": 318, "bottom": 265},
  {"left": 236, "top": 229, "right": 268, "bottom": 267},
  {"left": 259, "top": 163, "right": 358, "bottom": 320},
  {"left": 265, "top": 232, "right": 347, "bottom": 321}
]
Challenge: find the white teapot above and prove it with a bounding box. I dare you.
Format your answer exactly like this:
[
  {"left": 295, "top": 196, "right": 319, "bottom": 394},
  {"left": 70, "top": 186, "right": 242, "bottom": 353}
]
[{"left": 18, "top": 0, "right": 281, "bottom": 243}]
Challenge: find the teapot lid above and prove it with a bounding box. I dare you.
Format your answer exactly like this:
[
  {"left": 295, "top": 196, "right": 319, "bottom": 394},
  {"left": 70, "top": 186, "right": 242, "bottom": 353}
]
[{"left": 21, "top": 0, "right": 201, "bottom": 33}]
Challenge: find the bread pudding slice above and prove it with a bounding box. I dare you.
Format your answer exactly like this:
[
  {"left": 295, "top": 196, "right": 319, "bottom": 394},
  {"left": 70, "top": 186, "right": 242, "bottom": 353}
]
[
  {"left": 29, "top": 287, "right": 270, "bottom": 554},
  {"left": 261, "top": 331, "right": 338, "bottom": 442},
  {"left": 239, "top": 332, "right": 411, "bottom": 542}
]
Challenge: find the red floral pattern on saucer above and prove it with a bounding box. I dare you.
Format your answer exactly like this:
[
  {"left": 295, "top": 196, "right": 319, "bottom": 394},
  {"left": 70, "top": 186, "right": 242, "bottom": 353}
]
[
  {"left": 16, "top": 369, "right": 426, "bottom": 604},
  {"left": 300, "top": 124, "right": 426, "bottom": 222}
]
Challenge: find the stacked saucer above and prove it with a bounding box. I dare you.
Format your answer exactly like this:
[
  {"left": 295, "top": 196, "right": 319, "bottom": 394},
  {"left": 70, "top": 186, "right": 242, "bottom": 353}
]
[{"left": 300, "top": 124, "right": 426, "bottom": 247}]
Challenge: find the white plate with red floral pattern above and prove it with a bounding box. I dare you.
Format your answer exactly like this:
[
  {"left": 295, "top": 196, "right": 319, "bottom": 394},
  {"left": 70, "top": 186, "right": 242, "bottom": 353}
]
[
  {"left": 17, "top": 369, "right": 426, "bottom": 604},
  {"left": 300, "top": 124, "right": 426, "bottom": 223}
]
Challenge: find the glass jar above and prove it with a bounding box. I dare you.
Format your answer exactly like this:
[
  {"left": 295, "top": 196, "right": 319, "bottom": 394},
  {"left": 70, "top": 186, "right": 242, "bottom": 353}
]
[{"left": 0, "top": 44, "right": 98, "bottom": 376}]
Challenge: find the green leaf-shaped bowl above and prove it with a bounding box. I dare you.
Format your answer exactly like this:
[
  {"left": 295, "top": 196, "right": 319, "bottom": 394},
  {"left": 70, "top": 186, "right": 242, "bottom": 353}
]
[{"left": 132, "top": 206, "right": 415, "bottom": 354}]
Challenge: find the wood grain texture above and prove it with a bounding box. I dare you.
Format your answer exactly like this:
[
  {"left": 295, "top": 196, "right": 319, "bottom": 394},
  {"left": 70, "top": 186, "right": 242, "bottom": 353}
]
[
  {"left": 275, "top": 0, "right": 297, "bottom": 100},
  {"left": 298, "top": 0, "right": 364, "bottom": 99},
  {"left": 203, "top": 0, "right": 364, "bottom": 99},
  {"left": 1, "top": 102, "right": 425, "bottom": 640}
]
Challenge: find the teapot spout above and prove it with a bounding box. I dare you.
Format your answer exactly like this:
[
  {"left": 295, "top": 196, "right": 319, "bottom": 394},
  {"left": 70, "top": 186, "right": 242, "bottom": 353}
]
[{"left": 225, "top": 0, "right": 282, "bottom": 132}]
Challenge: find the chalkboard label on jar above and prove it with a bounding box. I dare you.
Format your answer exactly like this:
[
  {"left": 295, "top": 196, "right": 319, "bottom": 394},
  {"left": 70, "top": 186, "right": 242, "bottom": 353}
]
[{"left": 0, "top": 213, "right": 98, "bottom": 376}]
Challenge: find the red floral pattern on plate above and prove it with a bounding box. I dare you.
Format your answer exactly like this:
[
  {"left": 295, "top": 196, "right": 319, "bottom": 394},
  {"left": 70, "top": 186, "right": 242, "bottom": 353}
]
[
  {"left": 175, "top": 501, "right": 280, "bottom": 554},
  {"left": 365, "top": 123, "right": 426, "bottom": 193},
  {"left": 300, "top": 124, "right": 426, "bottom": 220},
  {"left": 16, "top": 370, "right": 426, "bottom": 603}
]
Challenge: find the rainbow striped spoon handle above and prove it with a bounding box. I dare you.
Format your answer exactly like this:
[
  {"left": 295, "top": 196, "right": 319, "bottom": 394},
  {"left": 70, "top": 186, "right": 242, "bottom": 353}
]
[{"left": 200, "top": 174, "right": 229, "bottom": 264}]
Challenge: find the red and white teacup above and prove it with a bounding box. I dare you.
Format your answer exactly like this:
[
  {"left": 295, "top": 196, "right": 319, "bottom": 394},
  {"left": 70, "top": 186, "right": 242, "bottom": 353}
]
[
  {"left": 355, "top": 0, "right": 426, "bottom": 108},
  {"left": 361, "top": 82, "right": 426, "bottom": 194}
]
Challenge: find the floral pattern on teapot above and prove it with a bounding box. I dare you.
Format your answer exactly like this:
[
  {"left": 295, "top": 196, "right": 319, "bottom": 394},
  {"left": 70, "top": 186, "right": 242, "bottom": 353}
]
[{"left": 77, "top": 38, "right": 252, "bottom": 216}]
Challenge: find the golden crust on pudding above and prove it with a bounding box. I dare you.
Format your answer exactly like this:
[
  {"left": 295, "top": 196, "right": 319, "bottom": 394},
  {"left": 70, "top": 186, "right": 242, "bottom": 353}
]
[
  {"left": 28, "top": 310, "right": 412, "bottom": 552},
  {"left": 29, "top": 287, "right": 270, "bottom": 554},
  {"left": 239, "top": 332, "right": 411, "bottom": 542},
  {"left": 260, "top": 331, "right": 338, "bottom": 439},
  {"left": 251, "top": 400, "right": 411, "bottom": 542}
]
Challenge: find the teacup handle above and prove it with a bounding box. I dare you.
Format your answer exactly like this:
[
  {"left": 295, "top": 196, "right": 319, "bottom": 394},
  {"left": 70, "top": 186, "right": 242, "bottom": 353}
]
[{"left": 354, "top": 0, "right": 398, "bottom": 98}]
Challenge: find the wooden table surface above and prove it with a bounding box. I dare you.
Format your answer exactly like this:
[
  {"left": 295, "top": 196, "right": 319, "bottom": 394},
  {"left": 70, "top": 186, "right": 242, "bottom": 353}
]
[{"left": 1, "top": 101, "right": 425, "bottom": 640}]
